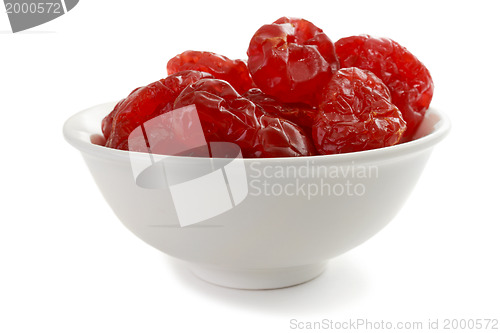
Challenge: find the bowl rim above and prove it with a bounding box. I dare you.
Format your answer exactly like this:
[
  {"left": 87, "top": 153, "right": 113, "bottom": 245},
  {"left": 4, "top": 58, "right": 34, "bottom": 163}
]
[{"left": 63, "top": 101, "right": 451, "bottom": 164}]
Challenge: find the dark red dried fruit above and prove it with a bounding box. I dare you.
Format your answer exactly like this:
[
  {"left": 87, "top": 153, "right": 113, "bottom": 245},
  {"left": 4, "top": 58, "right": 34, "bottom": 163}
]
[
  {"left": 103, "top": 20, "right": 434, "bottom": 158},
  {"left": 167, "top": 50, "right": 255, "bottom": 95},
  {"left": 334, "top": 35, "right": 433, "bottom": 139},
  {"left": 247, "top": 17, "right": 338, "bottom": 105},
  {"left": 172, "top": 78, "right": 260, "bottom": 155},
  {"left": 251, "top": 112, "right": 316, "bottom": 158},
  {"left": 103, "top": 70, "right": 213, "bottom": 150},
  {"left": 243, "top": 88, "right": 318, "bottom": 131},
  {"left": 313, "top": 67, "right": 407, "bottom": 154},
  {"left": 173, "top": 78, "right": 315, "bottom": 158},
  {"left": 102, "top": 87, "right": 140, "bottom": 140}
]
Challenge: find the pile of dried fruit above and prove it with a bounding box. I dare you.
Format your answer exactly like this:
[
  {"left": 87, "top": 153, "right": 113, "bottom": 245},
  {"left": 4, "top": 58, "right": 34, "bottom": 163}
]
[{"left": 102, "top": 17, "right": 433, "bottom": 157}]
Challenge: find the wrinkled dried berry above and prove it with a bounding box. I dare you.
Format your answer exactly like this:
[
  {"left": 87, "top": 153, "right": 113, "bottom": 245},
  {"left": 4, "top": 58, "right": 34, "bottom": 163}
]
[
  {"left": 313, "top": 67, "right": 407, "bottom": 154},
  {"left": 251, "top": 111, "right": 316, "bottom": 158},
  {"left": 247, "top": 17, "right": 338, "bottom": 105},
  {"left": 172, "top": 78, "right": 260, "bottom": 155},
  {"left": 104, "top": 70, "right": 213, "bottom": 150},
  {"left": 334, "top": 35, "right": 433, "bottom": 139},
  {"left": 102, "top": 18, "right": 434, "bottom": 158},
  {"left": 173, "top": 78, "right": 315, "bottom": 158},
  {"left": 167, "top": 50, "right": 254, "bottom": 95},
  {"left": 243, "top": 88, "right": 318, "bottom": 131},
  {"left": 102, "top": 86, "right": 140, "bottom": 140}
]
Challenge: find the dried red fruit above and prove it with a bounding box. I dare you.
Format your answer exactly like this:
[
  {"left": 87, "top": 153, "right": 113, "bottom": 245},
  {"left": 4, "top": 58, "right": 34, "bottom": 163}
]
[
  {"left": 247, "top": 17, "right": 338, "bottom": 105},
  {"left": 251, "top": 112, "right": 316, "bottom": 158},
  {"left": 313, "top": 67, "right": 407, "bottom": 154},
  {"left": 334, "top": 35, "right": 433, "bottom": 139},
  {"left": 102, "top": 87, "right": 140, "bottom": 140},
  {"left": 173, "top": 78, "right": 315, "bottom": 158},
  {"left": 243, "top": 88, "right": 318, "bottom": 131},
  {"left": 167, "top": 50, "right": 254, "bottom": 95},
  {"left": 102, "top": 20, "right": 434, "bottom": 158},
  {"left": 172, "top": 78, "right": 260, "bottom": 155},
  {"left": 103, "top": 70, "right": 213, "bottom": 150}
]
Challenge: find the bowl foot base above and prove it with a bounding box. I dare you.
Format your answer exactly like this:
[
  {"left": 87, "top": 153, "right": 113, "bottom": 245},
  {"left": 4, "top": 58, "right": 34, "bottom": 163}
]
[{"left": 187, "top": 261, "right": 328, "bottom": 290}]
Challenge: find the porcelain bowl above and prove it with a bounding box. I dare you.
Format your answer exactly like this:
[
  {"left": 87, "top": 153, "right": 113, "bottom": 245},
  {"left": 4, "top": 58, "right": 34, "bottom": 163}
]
[{"left": 63, "top": 102, "right": 450, "bottom": 289}]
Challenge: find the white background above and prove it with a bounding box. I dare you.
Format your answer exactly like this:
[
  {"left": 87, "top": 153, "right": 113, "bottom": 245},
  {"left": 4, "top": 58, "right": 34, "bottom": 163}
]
[{"left": 1, "top": 1, "right": 499, "bottom": 332}]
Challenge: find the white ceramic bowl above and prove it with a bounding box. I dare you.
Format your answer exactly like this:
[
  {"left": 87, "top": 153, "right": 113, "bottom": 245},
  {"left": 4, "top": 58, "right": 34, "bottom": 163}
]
[{"left": 63, "top": 102, "right": 450, "bottom": 289}]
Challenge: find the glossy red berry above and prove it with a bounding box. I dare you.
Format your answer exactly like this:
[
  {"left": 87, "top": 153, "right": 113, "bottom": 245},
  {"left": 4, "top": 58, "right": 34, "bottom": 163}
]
[
  {"left": 167, "top": 50, "right": 255, "bottom": 94},
  {"left": 334, "top": 35, "right": 433, "bottom": 139},
  {"left": 173, "top": 78, "right": 315, "bottom": 158},
  {"left": 247, "top": 17, "right": 338, "bottom": 105},
  {"left": 313, "top": 67, "right": 407, "bottom": 154},
  {"left": 102, "top": 20, "right": 434, "bottom": 158},
  {"left": 251, "top": 111, "right": 316, "bottom": 158},
  {"left": 242, "top": 88, "right": 318, "bottom": 132},
  {"left": 103, "top": 70, "right": 213, "bottom": 150},
  {"left": 172, "top": 78, "right": 260, "bottom": 155}
]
